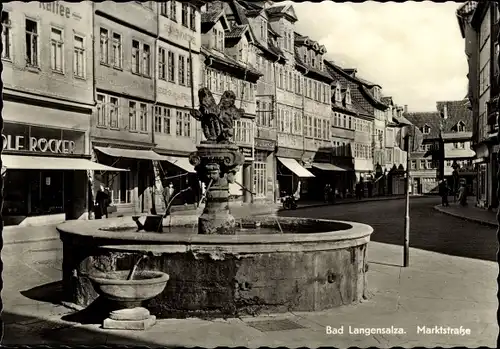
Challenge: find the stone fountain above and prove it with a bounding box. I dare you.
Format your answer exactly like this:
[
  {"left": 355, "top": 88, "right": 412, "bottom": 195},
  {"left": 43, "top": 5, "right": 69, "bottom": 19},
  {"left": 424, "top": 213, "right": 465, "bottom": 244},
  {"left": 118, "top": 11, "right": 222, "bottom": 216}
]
[
  {"left": 189, "top": 88, "right": 245, "bottom": 235},
  {"left": 57, "top": 87, "right": 374, "bottom": 321}
]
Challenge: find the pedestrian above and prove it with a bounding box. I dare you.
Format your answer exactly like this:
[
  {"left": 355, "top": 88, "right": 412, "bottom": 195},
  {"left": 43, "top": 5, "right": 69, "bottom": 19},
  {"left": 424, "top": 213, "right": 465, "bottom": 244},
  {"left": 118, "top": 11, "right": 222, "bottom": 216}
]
[
  {"left": 439, "top": 180, "right": 449, "bottom": 207},
  {"left": 95, "top": 184, "right": 110, "bottom": 219},
  {"left": 458, "top": 182, "right": 467, "bottom": 206},
  {"left": 324, "top": 184, "right": 330, "bottom": 203}
]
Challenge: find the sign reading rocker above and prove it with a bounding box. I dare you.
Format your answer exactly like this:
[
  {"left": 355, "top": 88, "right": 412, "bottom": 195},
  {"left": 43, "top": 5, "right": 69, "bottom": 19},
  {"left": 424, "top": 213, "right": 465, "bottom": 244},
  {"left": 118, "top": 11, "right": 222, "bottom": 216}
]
[{"left": 2, "top": 122, "right": 85, "bottom": 155}]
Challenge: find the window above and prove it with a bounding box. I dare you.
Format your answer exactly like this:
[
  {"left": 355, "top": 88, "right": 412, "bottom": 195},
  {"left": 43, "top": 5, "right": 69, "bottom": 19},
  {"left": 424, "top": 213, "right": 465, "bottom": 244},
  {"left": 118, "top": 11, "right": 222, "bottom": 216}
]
[
  {"left": 159, "top": 48, "right": 166, "bottom": 80},
  {"left": 97, "top": 94, "right": 106, "bottom": 126},
  {"left": 254, "top": 151, "right": 267, "bottom": 198},
  {"left": 189, "top": 5, "right": 196, "bottom": 31},
  {"left": 422, "top": 125, "right": 430, "bottom": 134},
  {"left": 168, "top": 51, "right": 175, "bottom": 82},
  {"left": 25, "top": 19, "right": 39, "bottom": 67},
  {"left": 109, "top": 97, "right": 119, "bottom": 128},
  {"left": 50, "top": 28, "right": 64, "bottom": 71},
  {"left": 164, "top": 108, "right": 171, "bottom": 134},
  {"left": 170, "top": 1, "right": 177, "bottom": 21},
  {"left": 178, "top": 55, "right": 186, "bottom": 85},
  {"left": 186, "top": 57, "right": 191, "bottom": 87},
  {"left": 181, "top": 3, "right": 188, "bottom": 27},
  {"left": 139, "top": 103, "right": 148, "bottom": 131},
  {"left": 132, "top": 40, "right": 140, "bottom": 74},
  {"left": 73, "top": 35, "right": 85, "bottom": 78},
  {"left": 160, "top": 2, "right": 168, "bottom": 17},
  {"left": 129, "top": 101, "right": 137, "bottom": 131},
  {"left": 479, "top": 61, "right": 490, "bottom": 95},
  {"left": 176, "top": 111, "right": 183, "bottom": 136},
  {"left": 112, "top": 32, "right": 122, "bottom": 68},
  {"left": 154, "top": 106, "right": 163, "bottom": 133},
  {"left": 143, "top": 43, "right": 151, "bottom": 76},
  {"left": 183, "top": 112, "right": 191, "bottom": 137},
  {"left": 2, "top": 12, "right": 12, "bottom": 60},
  {"left": 99, "top": 28, "right": 109, "bottom": 64}
]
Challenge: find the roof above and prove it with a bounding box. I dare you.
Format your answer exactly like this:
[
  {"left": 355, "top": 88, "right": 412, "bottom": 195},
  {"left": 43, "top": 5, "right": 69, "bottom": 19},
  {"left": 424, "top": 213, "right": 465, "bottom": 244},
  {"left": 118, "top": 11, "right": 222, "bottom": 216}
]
[
  {"left": 265, "top": 5, "right": 286, "bottom": 15},
  {"left": 201, "top": 46, "right": 262, "bottom": 79},
  {"left": 225, "top": 24, "right": 248, "bottom": 39},
  {"left": 436, "top": 100, "right": 473, "bottom": 133},
  {"left": 201, "top": 10, "right": 223, "bottom": 24},
  {"left": 404, "top": 112, "right": 441, "bottom": 139}
]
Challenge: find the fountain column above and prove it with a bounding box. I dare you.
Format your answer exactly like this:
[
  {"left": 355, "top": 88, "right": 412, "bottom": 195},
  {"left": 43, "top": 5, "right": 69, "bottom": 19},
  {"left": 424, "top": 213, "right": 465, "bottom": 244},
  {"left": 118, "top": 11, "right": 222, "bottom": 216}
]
[{"left": 189, "top": 142, "right": 244, "bottom": 235}]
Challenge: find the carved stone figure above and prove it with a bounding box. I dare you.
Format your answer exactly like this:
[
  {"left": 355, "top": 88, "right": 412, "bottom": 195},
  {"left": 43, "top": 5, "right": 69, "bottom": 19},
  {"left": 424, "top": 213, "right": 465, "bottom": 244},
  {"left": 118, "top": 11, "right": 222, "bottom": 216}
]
[
  {"left": 190, "top": 88, "right": 245, "bottom": 144},
  {"left": 217, "top": 91, "right": 245, "bottom": 144},
  {"left": 190, "top": 87, "right": 221, "bottom": 143}
]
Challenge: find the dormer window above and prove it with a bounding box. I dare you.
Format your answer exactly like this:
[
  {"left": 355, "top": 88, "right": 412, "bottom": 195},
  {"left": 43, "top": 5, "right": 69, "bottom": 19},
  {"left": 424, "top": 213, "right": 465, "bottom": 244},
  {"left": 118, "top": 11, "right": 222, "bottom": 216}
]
[
  {"left": 457, "top": 121, "right": 465, "bottom": 132},
  {"left": 335, "top": 83, "right": 341, "bottom": 102},
  {"left": 346, "top": 88, "right": 351, "bottom": 105},
  {"left": 213, "top": 27, "right": 224, "bottom": 51},
  {"left": 422, "top": 125, "right": 431, "bottom": 134}
]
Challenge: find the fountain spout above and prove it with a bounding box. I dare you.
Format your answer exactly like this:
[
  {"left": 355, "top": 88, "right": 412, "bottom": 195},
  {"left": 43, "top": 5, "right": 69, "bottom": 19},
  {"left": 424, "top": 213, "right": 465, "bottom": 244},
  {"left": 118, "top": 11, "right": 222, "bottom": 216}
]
[{"left": 127, "top": 254, "right": 148, "bottom": 280}]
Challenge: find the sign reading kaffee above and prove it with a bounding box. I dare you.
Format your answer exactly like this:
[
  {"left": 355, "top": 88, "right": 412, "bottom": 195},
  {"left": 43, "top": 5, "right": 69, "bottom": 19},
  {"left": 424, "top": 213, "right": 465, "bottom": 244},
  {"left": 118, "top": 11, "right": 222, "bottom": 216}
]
[{"left": 2, "top": 134, "right": 76, "bottom": 154}]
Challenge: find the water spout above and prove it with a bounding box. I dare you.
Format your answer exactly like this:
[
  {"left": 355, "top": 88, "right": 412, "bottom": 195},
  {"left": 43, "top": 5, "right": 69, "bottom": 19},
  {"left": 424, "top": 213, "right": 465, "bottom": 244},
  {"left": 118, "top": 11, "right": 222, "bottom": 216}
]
[{"left": 127, "top": 254, "right": 148, "bottom": 280}]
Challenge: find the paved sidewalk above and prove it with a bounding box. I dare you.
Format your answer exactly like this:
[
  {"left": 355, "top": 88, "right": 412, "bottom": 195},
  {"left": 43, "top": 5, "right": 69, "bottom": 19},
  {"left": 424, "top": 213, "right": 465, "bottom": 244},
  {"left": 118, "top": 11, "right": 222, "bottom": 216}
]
[
  {"left": 434, "top": 203, "right": 498, "bottom": 228},
  {"left": 2, "top": 240, "right": 497, "bottom": 347}
]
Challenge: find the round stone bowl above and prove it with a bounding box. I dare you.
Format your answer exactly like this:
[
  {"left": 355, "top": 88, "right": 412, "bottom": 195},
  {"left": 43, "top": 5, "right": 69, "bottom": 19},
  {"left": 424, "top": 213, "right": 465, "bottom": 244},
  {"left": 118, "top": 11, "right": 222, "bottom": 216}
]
[
  {"left": 88, "top": 270, "right": 169, "bottom": 308},
  {"left": 57, "top": 214, "right": 373, "bottom": 318}
]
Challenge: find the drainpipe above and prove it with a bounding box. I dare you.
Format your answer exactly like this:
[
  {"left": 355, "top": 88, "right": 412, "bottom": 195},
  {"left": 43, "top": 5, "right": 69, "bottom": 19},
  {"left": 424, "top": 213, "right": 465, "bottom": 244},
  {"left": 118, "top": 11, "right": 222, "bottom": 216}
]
[
  {"left": 150, "top": 4, "right": 161, "bottom": 215},
  {"left": 88, "top": 1, "right": 98, "bottom": 220},
  {"left": 273, "top": 55, "right": 280, "bottom": 203},
  {"left": 300, "top": 66, "right": 309, "bottom": 162}
]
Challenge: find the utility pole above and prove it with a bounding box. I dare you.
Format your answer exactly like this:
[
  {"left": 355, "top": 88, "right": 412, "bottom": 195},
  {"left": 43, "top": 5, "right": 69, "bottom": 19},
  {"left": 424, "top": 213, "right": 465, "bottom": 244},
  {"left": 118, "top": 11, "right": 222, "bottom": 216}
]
[{"left": 404, "top": 134, "right": 412, "bottom": 267}]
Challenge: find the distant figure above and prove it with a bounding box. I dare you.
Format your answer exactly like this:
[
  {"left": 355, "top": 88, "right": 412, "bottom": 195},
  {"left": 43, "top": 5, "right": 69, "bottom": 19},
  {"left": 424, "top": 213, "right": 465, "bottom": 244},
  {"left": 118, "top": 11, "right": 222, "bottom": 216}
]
[
  {"left": 163, "top": 183, "right": 175, "bottom": 214},
  {"left": 458, "top": 182, "right": 467, "bottom": 206},
  {"left": 367, "top": 181, "right": 373, "bottom": 198},
  {"left": 324, "top": 184, "right": 331, "bottom": 203},
  {"left": 95, "top": 184, "right": 110, "bottom": 219},
  {"left": 439, "top": 180, "right": 449, "bottom": 207},
  {"left": 293, "top": 181, "right": 301, "bottom": 201}
]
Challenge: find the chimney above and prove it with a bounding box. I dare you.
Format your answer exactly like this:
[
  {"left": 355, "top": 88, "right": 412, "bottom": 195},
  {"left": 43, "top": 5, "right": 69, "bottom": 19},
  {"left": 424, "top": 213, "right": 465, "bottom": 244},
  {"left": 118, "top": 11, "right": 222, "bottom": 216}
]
[
  {"left": 404, "top": 105, "right": 408, "bottom": 114},
  {"left": 443, "top": 103, "right": 448, "bottom": 119}
]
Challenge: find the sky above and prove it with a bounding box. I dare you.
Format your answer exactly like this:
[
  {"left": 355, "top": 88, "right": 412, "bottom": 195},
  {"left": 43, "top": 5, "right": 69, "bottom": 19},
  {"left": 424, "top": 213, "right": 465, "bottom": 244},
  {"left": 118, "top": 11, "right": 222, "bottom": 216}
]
[{"left": 286, "top": 1, "right": 468, "bottom": 112}]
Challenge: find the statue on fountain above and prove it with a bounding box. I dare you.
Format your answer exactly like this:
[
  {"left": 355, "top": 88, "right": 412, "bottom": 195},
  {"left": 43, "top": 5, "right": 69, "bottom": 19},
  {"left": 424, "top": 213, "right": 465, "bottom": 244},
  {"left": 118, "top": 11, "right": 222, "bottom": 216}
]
[{"left": 189, "top": 88, "right": 246, "bottom": 235}]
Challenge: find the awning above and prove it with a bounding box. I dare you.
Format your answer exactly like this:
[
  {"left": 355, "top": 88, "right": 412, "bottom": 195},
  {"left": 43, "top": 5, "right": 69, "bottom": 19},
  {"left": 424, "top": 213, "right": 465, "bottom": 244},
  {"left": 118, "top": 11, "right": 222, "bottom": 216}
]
[
  {"left": 444, "top": 148, "right": 476, "bottom": 159},
  {"left": 162, "top": 156, "right": 196, "bottom": 173},
  {"left": 472, "top": 157, "right": 488, "bottom": 164},
  {"left": 277, "top": 157, "right": 315, "bottom": 178},
  {"left": 2, "top": 154, "right": 128, "bottom": 171},
  {"left": 312, "top": 162, "right": 349, "bottom": 172},
  {"left": 94, "top": 146, "right": 167, "bottom": 161}
]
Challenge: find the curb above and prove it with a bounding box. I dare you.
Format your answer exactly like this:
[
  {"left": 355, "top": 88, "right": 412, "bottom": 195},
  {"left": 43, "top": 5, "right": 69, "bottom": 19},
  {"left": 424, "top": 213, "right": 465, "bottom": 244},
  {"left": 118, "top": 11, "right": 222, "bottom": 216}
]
[
  {"left": 3, "top": 237, "right": 60, "bottom": 245},
  {"left": 280, "top": 195, "right": 430, "bottom": 212},
  {"left": 433, "top": 205, "right": 497, "bottom": 228}
]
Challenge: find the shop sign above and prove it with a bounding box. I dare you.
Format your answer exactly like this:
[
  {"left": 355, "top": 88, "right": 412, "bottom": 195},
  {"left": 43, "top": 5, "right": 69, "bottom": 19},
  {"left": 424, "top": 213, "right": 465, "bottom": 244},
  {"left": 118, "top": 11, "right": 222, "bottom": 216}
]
[
  {"left": 255, "top": 138, "right": 275, "bottom": 151},
  {"left": 240, "top": 147, "right": 253, "bottom": 158},
  {"left": 2, "top": 123, "right": 85, "bottom": 155},
  {"left": 39, "top": 2, "right": 81, "bottom": 21},
  {"left": 2, "top": 134, "right": 76, "bottom": 154}
]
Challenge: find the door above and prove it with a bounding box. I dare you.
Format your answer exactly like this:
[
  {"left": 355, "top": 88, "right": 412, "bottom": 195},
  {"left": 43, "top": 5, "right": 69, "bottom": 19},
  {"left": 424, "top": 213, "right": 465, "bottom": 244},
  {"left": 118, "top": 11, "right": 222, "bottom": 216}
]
[{"left": 41, "top": 171, "right": 64, "bottom": 214}]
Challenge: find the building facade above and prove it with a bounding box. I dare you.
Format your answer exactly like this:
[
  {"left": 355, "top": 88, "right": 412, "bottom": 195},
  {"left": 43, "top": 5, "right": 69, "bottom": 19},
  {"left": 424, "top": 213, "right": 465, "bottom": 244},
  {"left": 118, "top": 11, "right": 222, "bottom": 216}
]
[
  {"left": 1, "top": 2, "right": 115, "bottom": 226},
  {"left": 458, "top": 1, "right": 500, "bottom": 209},
  {"left": 200, "top": 2, "right": 262, "bottom": 202},
  {"left": 405, "top": 112, "right": 441, "bottom": 194}
]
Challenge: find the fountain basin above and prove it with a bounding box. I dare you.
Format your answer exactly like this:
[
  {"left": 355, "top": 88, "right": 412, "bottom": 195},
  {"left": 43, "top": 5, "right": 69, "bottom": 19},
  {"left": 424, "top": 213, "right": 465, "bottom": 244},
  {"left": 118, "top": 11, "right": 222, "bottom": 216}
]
[
  {"left": 57, "top": 215, "right": 373, "bottom": 318},
  {"left": 88, "top": 270, "right": 169, "bottom": 308}
]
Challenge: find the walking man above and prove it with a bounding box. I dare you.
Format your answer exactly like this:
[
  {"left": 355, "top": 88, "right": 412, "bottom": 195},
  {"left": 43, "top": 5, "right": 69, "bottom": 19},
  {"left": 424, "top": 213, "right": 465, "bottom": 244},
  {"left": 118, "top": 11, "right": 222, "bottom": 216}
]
[{"left": 439, "top": 179, "right": 449, "bottom": 207}]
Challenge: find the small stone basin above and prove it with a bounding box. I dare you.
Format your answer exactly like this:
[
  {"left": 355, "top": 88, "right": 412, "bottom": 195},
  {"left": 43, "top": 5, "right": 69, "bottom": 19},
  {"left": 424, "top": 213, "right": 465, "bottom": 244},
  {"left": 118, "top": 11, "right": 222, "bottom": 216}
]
[{"left": 88, "top": 270, "right": 169, "bottom": 308}]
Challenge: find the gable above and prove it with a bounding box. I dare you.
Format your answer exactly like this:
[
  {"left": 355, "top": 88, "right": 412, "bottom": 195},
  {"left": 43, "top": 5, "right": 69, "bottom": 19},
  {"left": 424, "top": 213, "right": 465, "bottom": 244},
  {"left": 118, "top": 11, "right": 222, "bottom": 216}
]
[{"left": 284, "top": 4, "right": 298, "bottom": 21}]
